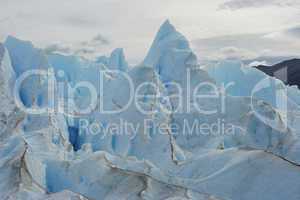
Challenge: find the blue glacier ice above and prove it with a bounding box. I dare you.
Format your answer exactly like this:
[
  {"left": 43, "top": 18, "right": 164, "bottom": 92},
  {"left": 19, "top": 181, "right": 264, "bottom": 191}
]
[
  {"left": 204, "top": 60, "right": 300, "bottom": 111},
  {"left": 108, "top": 48, "right": 128, "bottom": 71},
  {"left": 0, "top": 21, "right": 300, "bottom": 200},
  {"left": 96, "top": 48, "right": 128, "bottom": 72},
  {"left": 204, "top": 60, "right": 300, "bottom": 133}
]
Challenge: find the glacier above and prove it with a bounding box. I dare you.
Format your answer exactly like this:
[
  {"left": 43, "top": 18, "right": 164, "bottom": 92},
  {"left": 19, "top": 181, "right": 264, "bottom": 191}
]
[{"left": 0, "top": 20, "right": 300, "bottom": 200}]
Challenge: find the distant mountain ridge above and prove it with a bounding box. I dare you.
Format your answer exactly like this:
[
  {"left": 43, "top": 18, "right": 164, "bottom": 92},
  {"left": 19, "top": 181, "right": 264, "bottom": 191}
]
[{"left": 255, "top": 58, "right": 300, "bottom": 88}]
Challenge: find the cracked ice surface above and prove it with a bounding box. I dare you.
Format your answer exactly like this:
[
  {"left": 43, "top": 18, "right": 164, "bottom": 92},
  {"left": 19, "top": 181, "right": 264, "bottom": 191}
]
[{"left": 1, "top": 21, "right": 300, "bottom": 200}]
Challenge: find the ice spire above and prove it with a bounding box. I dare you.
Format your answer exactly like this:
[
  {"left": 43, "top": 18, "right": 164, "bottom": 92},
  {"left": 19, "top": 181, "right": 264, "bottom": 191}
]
[
  {"left": 108, "top": 48, "right": 128, "bottom": 71},
  {"left": 153, "top": 19, "right": 177, "bottom": 42},
  {"left": 0, "top": 43, "right": 17, "bottom": 113},
  {"left": 4, "top": 36, "right": 49, "bottom": 76},
  {"left": 4, "top": 36, "right": 52, "bottom": 108},
  {"left": 143, "top": 20, "right": 191, "bottom": 68}
]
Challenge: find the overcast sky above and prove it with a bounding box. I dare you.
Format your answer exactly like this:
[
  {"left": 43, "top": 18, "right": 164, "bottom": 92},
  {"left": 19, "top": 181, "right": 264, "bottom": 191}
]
[{"left": 0, "top": 0, "right": 300, "bottom": 64}]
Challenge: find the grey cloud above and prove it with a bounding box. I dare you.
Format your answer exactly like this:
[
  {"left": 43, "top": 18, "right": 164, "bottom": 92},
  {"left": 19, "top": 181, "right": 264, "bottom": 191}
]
[
  {"left": 44, "top": 42, "right": 98, "bottom": 58},
  {"left": 74, "top": 48, "right": 96, "bottom": 55},
  {"left": 285, "top": 25, "right": 300, "bottom": 38},
  {"left": 216, "top": 46, "right": 258, "bottom": 60},
  {"left": 44, "top": 43, "right": 71, "bottom": 54},
  {"left": 248, "top": 60, "right": 269, "bottom": 67},
  {"left": 92, "top": 34, "right": 110, "bottom": 45},
  {"left": 219, "top": 0, "right": 299, "bottom": 10},
  {"left": 193, "top": 33, "right": 269, "bottom": 61},
  {"left": 192, "top": 29, "right": 300, "bottom": 62},
  {"left": 63, "top": 16, "right": 98, "bottom": 27},
  {"left": 0, "top": 17, "right": 10, "bottom": 23},
  {"left": 44, "top": 33, "right": 112, "bottom": 58}
]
